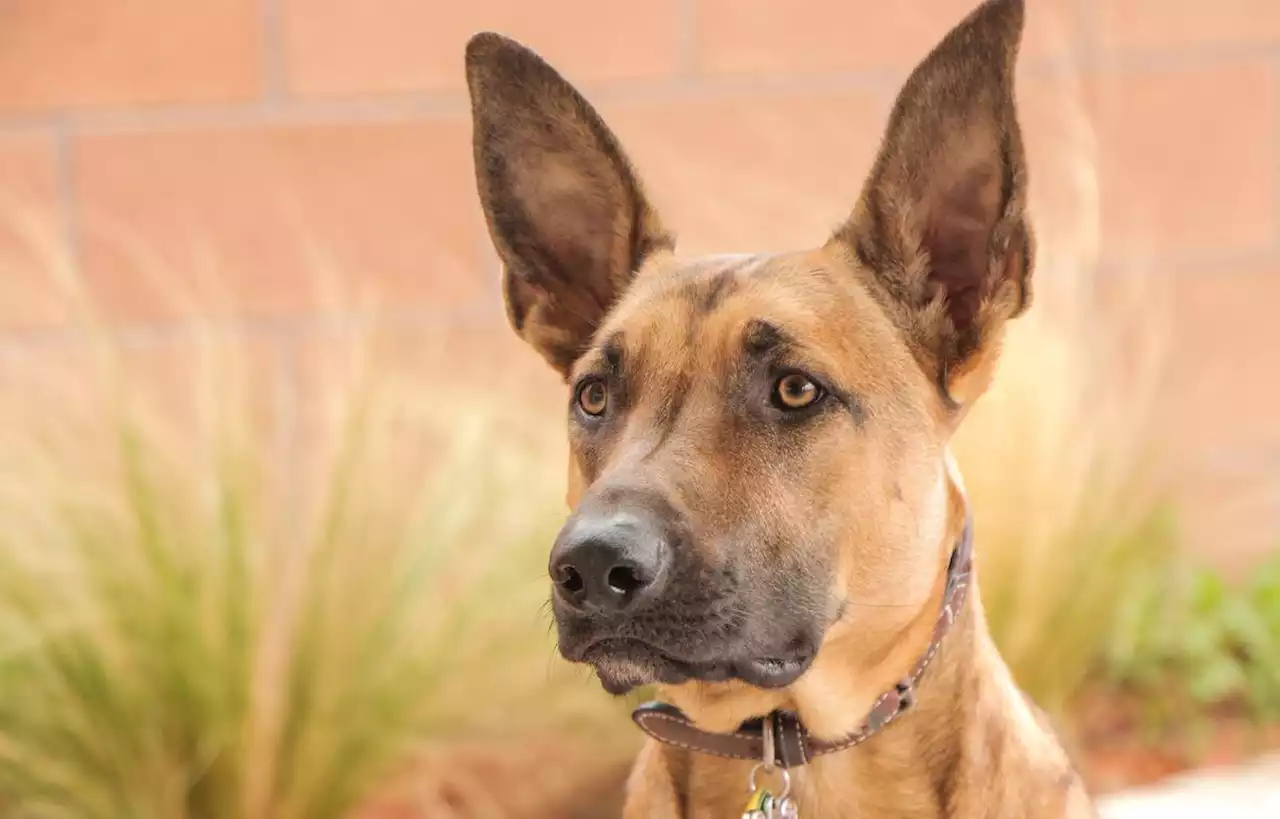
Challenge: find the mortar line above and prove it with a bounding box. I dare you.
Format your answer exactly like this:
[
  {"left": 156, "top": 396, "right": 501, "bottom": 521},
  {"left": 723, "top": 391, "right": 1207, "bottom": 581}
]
[
  {"left": 1097, "top": 245, "right": 1280, "bottom": 278},
  {"left": 1090, "top": 41, "right": 1280, "bottom": 75},
  {"left": 31, "top": 97, "right": 472, "bottom": 136},
  {"left": 0, "top": 54, "right": 1099, "bottom": 137},
  {"left": 1, "top": 248, "right": 1272, "bottom": 356},
  {"left": 1073, "top": 0, "right": 1098, "bottom": 62},
  {"left": 51, "top": 118, "right": 84, "bottom": 276},
  {"left": 675, "top": 0, "right": 699, "bottom": 79},
  {"left": 1201, "top": 446, "right": 1280, "bottom": 472},
  {"left": 0, "top": 44, "right": 1272, "bottom": 139},
  {"left": 1, "top": 236, "right": 1274, "bottom": 355},
  {"left": 0, "top": 301, "right": 507, "bottom": 354},
  {"left": 1271, "top": 48, "right": 1280, "bottom": 261},
  {"left": 260, "top": 0, "right": 290, "bottom": 102}
]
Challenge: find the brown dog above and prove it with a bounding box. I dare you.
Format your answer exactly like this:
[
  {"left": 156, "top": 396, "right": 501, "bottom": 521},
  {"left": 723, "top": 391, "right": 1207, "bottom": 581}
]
[{"left": 465, "top": 0, "right": 1093, "bottom": 816}]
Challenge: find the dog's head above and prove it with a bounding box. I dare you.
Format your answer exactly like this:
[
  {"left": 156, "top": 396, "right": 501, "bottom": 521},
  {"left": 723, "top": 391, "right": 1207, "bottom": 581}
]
[{"left": 466, "top": 0, "right": 1031, "bottom": 696}]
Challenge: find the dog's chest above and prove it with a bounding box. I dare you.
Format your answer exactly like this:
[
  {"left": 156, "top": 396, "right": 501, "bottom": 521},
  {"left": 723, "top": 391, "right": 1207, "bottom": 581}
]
[{"left": 677, "top": 761, "right": 935, "bottom": 819}]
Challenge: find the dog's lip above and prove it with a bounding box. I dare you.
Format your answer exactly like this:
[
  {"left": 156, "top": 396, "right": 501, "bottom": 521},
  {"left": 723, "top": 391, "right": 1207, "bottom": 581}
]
[
  {"left": 575, "top": 636, "right": 814, "bottom": 692},
  {"left": 735, "top": 655, "right": 813, "bottom": 689},
  {"left": 578, "top": 637, "right": 694, "bottom": 667},
  {"left": 580, "top": 637, "right": 715, "bottom": 695}
]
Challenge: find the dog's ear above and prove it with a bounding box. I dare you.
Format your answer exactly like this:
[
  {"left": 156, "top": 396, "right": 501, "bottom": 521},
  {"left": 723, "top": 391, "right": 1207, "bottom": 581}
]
[
  {"left": 465, "top": 33, "right": 672, "bottom": 378},
  {"left": 832, "top": 0, "right": 1032, "bottom": 408}
]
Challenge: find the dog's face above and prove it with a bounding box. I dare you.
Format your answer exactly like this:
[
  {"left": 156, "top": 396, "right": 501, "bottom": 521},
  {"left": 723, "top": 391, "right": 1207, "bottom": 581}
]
[{"left": 466, "top": 0, "right": 1032, "bottom": 695}]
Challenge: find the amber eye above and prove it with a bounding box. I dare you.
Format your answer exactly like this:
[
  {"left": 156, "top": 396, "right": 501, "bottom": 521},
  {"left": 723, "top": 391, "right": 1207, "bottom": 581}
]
[
  {"left": 577, "top": 379, "right": 609, "bottom": 417},
  {"left": 772, "top": 372, "right": 823, "bottom": 410}
]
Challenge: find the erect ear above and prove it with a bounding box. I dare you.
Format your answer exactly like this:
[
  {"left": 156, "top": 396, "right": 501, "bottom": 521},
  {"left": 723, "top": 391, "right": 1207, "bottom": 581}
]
[
  {"left": 465, "top": 33, "right": 672, "bottom": 379},
  {"left": 831, "top": 0, "right": 1032, "bottom": 408}
]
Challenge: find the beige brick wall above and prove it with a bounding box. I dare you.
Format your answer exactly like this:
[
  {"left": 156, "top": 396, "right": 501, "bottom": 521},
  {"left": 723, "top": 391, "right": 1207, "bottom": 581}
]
[{"left": 0, "top": 0, "right": 1276, "bottom": 561}]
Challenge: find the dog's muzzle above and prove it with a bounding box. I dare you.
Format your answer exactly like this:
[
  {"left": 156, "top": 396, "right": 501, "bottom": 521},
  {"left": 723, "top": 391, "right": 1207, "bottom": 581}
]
[
  {"left": 630, "top": 511, "right": 976, "bottom": 769},
  {"left": 546, "top": 487, "right": 822, "bottom": 694}
]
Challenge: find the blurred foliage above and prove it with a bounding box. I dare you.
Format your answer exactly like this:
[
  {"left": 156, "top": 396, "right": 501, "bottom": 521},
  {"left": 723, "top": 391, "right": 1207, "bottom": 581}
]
[
  {"left": 0, "top": 325, "right": 630, "bottom": 819},
  {"left": 981, "top": 494, "right": 1183, "bottom": 718},
  {"left": 951, "top": 221, "right": 1183, "bottom": 718},
  {"left": 1105, "top": 552, "right": 1280, "bottom": 724}
]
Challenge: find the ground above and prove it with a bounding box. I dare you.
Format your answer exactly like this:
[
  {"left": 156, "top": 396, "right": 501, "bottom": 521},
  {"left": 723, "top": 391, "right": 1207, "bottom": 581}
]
[{"left": 1099, "top": 754, "right": 1280, "bottom": 819}]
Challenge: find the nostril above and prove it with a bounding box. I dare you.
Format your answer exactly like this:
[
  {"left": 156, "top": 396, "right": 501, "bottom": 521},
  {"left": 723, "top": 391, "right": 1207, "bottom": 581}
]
[
  {"left": 558, "top": 565, "right": 585, "bottom": 594},
  {"left": 607, "top": 564, "right": 644, "bottom": 595}
]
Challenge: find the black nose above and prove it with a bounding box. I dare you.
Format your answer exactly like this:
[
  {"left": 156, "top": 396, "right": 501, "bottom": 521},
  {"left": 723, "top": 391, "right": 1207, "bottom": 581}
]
[{"left": 550, "top": 513, "right": 672, "bottom": 612}]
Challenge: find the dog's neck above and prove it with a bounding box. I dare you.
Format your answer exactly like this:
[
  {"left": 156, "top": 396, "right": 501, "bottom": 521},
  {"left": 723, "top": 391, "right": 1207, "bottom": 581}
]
[
  {"left": 787, "top": 586, "right": 1076, "bottom": 818},
  {"left": 649, "top": 474, "right": 1076, "bottom": 817},
  {"left": 794, "top": 503, "right": 973, "bottom": 742}
]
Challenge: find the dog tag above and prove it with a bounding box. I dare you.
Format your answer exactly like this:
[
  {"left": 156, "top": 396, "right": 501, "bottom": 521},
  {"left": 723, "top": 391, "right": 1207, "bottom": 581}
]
[
  {"left": 742, "top": 787, "right": 775, "bottom": 818},
  {"left": 745, "top": 727, "right": 798, "bottom": 819},
  {"left": 742, "top": 789, "right": 799, "bottom": 819}
]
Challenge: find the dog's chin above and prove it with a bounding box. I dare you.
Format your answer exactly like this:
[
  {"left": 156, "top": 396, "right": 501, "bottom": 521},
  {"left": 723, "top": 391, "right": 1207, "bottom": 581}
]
[{"left": 581, "top": 639, "right": 813, "bottom": 696}]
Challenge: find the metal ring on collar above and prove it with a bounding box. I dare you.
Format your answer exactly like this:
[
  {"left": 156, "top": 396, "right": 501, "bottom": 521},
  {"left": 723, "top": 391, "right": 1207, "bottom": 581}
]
[{"left": 747, "top": 764, "right": 790, "bottom": 801}]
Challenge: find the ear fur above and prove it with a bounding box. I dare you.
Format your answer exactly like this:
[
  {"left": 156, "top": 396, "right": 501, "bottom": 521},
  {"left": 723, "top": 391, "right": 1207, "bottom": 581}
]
[
  {"left": 831, "top": 0, "right": 1033, "bottom": 406},
  {"left": 466, "top": 33, "right": 672, "bottom": 377}
]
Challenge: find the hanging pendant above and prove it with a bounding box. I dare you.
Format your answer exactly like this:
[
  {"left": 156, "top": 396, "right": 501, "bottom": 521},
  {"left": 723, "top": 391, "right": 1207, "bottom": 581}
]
[
  {"left": 741, "top": 713, "right": 800, "bottom": 818},
  {"left": 741, "top": 785, "right": 776, "bottom": 819},
  {"left": 741, "top": 788, "right": 799, "bottom": 819},
  {"left": 741, "top": 765, "right": 798, "bottom": 819}
]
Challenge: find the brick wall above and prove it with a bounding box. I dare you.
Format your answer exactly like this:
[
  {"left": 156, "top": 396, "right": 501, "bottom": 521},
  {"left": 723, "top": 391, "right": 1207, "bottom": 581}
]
[{"left": 0, "top": 1, "right": 1277, "bottom": 562}]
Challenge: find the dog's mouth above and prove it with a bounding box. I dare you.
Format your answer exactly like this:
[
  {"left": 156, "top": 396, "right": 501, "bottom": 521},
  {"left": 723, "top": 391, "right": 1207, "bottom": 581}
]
[{"left": 576, "top": 637, "right": 814, "bottom": 695}]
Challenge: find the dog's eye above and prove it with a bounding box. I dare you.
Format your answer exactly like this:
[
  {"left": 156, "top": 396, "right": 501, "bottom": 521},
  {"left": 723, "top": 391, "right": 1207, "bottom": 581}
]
[
  {"left": 772, "top": 373, "right": 824, "bottom": 411},
  {"left": 576, "top": 378, "right": 609, "bottom": 417}
]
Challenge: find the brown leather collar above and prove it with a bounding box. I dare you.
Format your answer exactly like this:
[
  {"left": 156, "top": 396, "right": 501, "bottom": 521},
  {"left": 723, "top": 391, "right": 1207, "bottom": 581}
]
[{"left": 631, "top": 515, "right": 974, "bottom": 769}]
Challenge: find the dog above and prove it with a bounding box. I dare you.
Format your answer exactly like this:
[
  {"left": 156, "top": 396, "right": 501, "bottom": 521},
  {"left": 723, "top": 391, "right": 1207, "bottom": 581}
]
[{"left": 464, "top": 0, "right": 1093, "bottom": 816}]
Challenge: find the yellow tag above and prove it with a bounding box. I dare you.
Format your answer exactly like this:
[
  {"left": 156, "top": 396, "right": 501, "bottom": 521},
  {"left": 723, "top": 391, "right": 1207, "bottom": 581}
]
[{"left": 743, "top": 788, "right": 773, "bottom": 816}]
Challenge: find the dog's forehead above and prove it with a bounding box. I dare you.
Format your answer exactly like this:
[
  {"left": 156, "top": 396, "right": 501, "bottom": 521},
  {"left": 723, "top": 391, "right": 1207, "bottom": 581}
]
[
  {"left": 588, "top": 248, "right": 907, "bottom": 381},
  {"left": 605, "top": 250, "right": 831, "bottom": 340}
]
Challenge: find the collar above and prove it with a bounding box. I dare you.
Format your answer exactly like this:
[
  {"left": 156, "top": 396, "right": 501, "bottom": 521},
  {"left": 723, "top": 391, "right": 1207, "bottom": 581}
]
[{"left": 631, "top": 514, "right": 974, "bottom": 769}]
